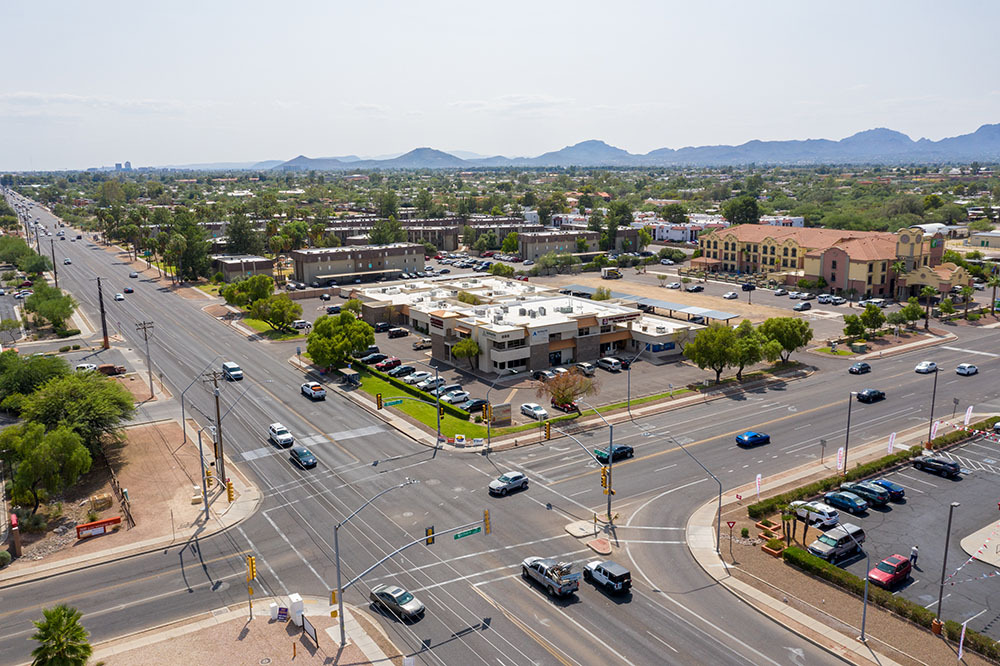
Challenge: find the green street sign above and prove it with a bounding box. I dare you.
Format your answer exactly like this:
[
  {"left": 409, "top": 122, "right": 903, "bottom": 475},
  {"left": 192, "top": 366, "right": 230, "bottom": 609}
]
[
  {"left": 385, "top": 399, "right": 403, "bottom": 406},
  {"left": 453, "top": 527, "right": 481, "bottom": 540}
]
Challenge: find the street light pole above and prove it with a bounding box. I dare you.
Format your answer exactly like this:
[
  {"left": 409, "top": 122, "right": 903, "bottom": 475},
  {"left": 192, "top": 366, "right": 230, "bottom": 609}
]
[
  {"left": 334, "top": 479, "right": 417, "bottom": 646},
  {"left": 936, "top": 501, "right": 960, "bottom": 623},
  {"left": 579, "top": 401, "right": 615, "bottom": 521},
  {"left": 179, "top": 355, "right": 222, "bottom": 444},
  {"left": 843, "top": 391, "right": 857, "bottom": 475},
  {"left": 195, "top": 426, "right": 215, "bottom": 522},
  {"left": 927, "top": 367, "right": 939, "bottom": 445},
  {"left": 667, "top": 434, "right": 723, "bottom": 553}
]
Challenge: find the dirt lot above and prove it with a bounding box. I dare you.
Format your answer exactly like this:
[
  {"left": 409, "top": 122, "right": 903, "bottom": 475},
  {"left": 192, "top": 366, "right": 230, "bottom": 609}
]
[
  {"left": 546, "top": 273, "right": 791, "bottom": 323},
  {"left": 4, "top": 421, "right": 209, "bottom": 569}
]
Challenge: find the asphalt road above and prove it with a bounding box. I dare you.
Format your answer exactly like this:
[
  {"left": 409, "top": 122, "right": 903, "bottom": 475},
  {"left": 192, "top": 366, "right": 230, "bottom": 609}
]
[{"left": 2, "top": 191, "right": 999, "bottom": 665}]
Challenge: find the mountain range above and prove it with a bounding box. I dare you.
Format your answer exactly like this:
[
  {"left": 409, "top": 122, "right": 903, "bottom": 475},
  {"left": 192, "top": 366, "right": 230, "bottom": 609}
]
[{"left": 158, "top": 124, "right": 1000, "bottom": 171}]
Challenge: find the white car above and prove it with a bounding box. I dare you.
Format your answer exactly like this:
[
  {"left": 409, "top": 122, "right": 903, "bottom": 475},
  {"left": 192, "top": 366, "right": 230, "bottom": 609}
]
[
  {"left": 489, "top": 471, "right": 528, "bottom": 495},
  {"left": 403, "top": 371, "right": 431, "bottom": 385},
  {"left": 441, "top": 390, "right": 470, "bottom": 404},
  {"left": 915, "top": 361, "right": 937, "bottom": 374},
  {"left": 63, "top": 258, "right": 72, "bottom": 265},
  {"left": 666, "top": 282, "right": 681, "bottom": 289},
  {"left": 956, "top": 363, "right": 979, "bottom": 376},
  {"left": 722, "top": 291, "right": 738, "bottom": 299},
  {"left": 300, "top": 381, "right": 326, "bottom": 400},
  {"left": 659, "top": 258, "right": 674, "bottom": 265},
  {"left": 520, "top": 403, "right": 548, "bottom": 420},
  {"left": 417, "top": 376, "right": 445, "bottom": 391},
  {"left": 790, "top": 500, "right": 840, "bottom": 527},
  {"left": 268, "top": 422, "right": 294, "bottom": 447},
  {"left": 114, "top": 293, "right": 125, "bottom": 301},
  {"left": 75, "top": 363, "right": 98, "bottom": 372}
]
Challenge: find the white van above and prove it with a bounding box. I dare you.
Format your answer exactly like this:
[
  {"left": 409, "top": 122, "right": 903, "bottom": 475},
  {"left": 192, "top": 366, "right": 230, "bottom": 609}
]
[
  {"left": 222, "top": 361, "right": 243, "bottom": 381},
  {"left": 597, "top": 357, "right": 622, "bottom": 372}
]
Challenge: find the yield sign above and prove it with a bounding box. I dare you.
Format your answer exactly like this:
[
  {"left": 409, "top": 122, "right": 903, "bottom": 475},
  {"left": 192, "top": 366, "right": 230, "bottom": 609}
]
[{"left": 727, "top": 521, "right": 736, "bottom": 529}]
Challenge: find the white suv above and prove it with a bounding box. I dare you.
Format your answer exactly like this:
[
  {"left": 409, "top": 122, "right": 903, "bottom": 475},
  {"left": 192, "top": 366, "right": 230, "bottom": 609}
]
[
  {"left": 790, "top": 500, "right": 840, "bottom": 527},
  {"left": 268, "top": 423, "right": 294, "bottom": 447}
]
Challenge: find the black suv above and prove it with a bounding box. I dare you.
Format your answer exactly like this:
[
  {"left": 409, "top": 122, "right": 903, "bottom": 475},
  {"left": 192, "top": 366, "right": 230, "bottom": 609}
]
[
  {"left": 374, "top": 322, "right": 390, "bottom": 333},
  {"left": 914, "top": 456, "right": 960, "bottom": 478},
  {"left": 594, "top": 445, "right": 634, "bottom": 463}
]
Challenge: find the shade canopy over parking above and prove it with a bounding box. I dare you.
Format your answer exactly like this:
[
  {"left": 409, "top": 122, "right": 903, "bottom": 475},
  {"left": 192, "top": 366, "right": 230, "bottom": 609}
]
[{"left": 558, "top": 285, "right": 739, "bottom": 323}]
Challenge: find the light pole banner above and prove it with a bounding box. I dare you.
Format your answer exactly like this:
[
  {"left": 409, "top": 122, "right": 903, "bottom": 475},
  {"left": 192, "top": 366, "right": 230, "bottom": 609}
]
[
  {"left": 837, "top": 447, "right": 845, "bottom": 471},
  {"left": 888, "top": 431, "right": 896, "bottom": 454},
  {"left": 755, "top": 473, "right": 761, "bottom": 502},
  {"left": 959, "top": 619, "right": 969, "bottom": 660},
  {"left": 931, "top": 420, "right": 941, "bottom": 439},
  {"left": 965, "top": 405, "right": 974, "bottom": 426}
]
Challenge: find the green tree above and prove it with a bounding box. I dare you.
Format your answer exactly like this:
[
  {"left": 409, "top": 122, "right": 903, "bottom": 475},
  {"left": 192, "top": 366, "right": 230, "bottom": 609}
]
[
  {"left": 369, "top": 215, "right": 406, "bottom": 245},
  {"left": 306, "top": 313, "right": 374, "bottom": 369},
  {"left": 576, "top": 237, "right": 590, "bottom": 253},
  {"left": 592, "top": 287, "right": 611, "bottom": 301},
  {"left": 221, "top": 274, "right": 274, "bottom": 307},
  {"left": 343, "top": 298, "right": 363, "bottom": 315},
  {"left": 225, "top": 217, "right": 265, "bottom": 255},
  {"left": 451, "top": 337, "right": 480, "bottom": 370},
  {"left": 758, "top": 317, "right": 814, "bottom": 362},
  {"left": 919, "top": 286, "right": 937, "bottom": 329},
  {"left": 4, "top": 424, "right": 91, "bottom": 515},
  {"left": 899, "top": 297, "right": 924, "bottom": 328},
  {"left": 375, "top": 189, "right": 398, "bottom": 219},
  {"left": 461, "top": 225, "right": 478, "bottom": 247},
  {"left": 859, "top": 303, "right": 887, "bottom": 336},
  {"left": 684, "top": 323, "right": 736, "bottom": 383},
  {"left": 0, "top": 352, "right": 69, "bottom": 412},
  {"left": 938, "top": 297, "right": 956, "bottom": 315},
  {"left": 960, "top": 285, "right": 975, "bottom": 318},
  {"left": 501, "top": 232, "right": 519, "bottom": 254},
  {"left": 722, "top": 195, "right": 760, "bottom": 225},
  {"left": 415, "top": 189, "right": 433, "bottom": 217},
  {"left": 534, "top": 370, "right": 598, "bottom": 411},
  {"left": 636, "top": 228, "right": 652, "bottom": 252},
  {"left": 248, "top": 293, "right": 302, "bottom": 331},
  {"left": 18, "top": 253, "right": 52, "bottom": 275},
  {"left": 30, "top": 604, "right": 92, "bottom": 666},
  {"left": 842, "top": 314, "right": 865, "bottom": 340},
  {"left": 20, "top": 372, "right": 135, "bottom": 453},
  {"left": 24, "top": 283, "right": 77, "bottom": 330},
  {"left": 660, "top": 203, "right": 687, "bottom": 224},
  {"left": 488, "top": 263, "right": 515, "bottom": 277},
  {"left": 0, "top": 318, "right": 19, "bottom": 343},
  {"left": 988, "top": 276, "right": 1000, "bottom": 316}
]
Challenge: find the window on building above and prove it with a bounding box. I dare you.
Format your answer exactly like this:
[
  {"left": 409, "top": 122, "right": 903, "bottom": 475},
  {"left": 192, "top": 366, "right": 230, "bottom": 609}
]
[
  {"left": 867, "top": 275, "right": 872, "bottom": 285},
  {"left": 831, "top": 260, "right": 837, "bottom": 270},
  {"left": 783, "top": 247, "right": 788, "bottom": 256},
  {"left": 830, "top": 273, "right": 836, "bottom": 283},
  {"left": 868, "top": 263, "right": 873, "bottom": 273},
  {"left": 791, "top": 248, "right": 797, "bottom": 257},
  {"left": 578, "top": 327, "right": 590, "bottom": 336},
  {"left": 600, "top": 325, "right": 612, "bottom": 333},
  {"left": 782, "top": 259, "right": 788, "bottom": 267}
]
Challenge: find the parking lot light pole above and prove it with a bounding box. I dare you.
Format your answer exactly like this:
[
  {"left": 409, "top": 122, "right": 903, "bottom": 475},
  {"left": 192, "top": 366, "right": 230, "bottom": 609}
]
[
  {"left": 842, "top": 529, "right": 869, "bottom": 642},
  {"left": 334, "top": 478, "right": 418, "bottom": 647},
  {"left": 667, "top": 433, "right": 722, "bottom": 553},
  {"left": 936, "top": 501, "right": 960, "bottom": 623},
  {"left": 927, "top": 367, "right": 940, "bottom": 445},
  {"left": 842, "top": 391, "right": 858, "bottom": 475},
  {"left": 624, "top": 348, "right": 645, "bottom": 418}
]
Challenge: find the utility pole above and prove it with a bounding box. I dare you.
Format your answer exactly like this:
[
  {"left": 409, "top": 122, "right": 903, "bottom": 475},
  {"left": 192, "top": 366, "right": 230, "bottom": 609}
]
[
  {"left": 136, "top": 321, "right": 155, "bottom": 399},
  {"left": 203, "top": 371, "right": 226, "bottom": 481},
  {"left": 49, "top": 240, "right": 58, "bottom": 289},
  {"left": 96, "top": 277, "right": 110, "bottom": 349}
]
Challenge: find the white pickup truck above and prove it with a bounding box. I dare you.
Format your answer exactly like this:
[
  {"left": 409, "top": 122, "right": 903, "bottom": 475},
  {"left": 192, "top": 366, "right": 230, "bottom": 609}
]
[{"left": 521, "top": 557, "right": 581, "bottom": 597}]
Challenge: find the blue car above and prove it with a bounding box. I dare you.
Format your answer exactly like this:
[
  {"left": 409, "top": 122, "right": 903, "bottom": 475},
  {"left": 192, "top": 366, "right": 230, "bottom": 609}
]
[
  {"left": 823, "top": 491, "right": 869, "bottom": 514},
  {"left": 736, "top": 431, "right": 771, "bottom": 447},
  {"left": 841, "top": 481, "right": 890, "bottom": 506},
  {"left": 871, "top": 478, "right": 905, "bottom": 501}
]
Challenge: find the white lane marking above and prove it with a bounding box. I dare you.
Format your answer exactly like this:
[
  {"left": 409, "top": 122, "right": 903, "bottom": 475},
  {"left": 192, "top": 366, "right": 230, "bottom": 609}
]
[
  {"left": 942, "top": 346, "right": 999, "bottom": 358},
  {"left": 238, "top": 525, "right": 286, "bottom": 595},
  {"left": 624, "top": 478, "right": 709, "bottom": 528},
  {"left": 241, "top": 446, "right": 273, "bottom": 461},
  {"left": 793, "top": 423, "right": 812, "bottom": 431},
  {"left": 570, "top": 489, "right": 591, "bottom": 497},
  {"left": 327, "top": 424, "right": 385, "bottom": 440},
  {"left": 261, "top": 511, "right": 328, "bottom": 588},
  {"left": 299, "top": 434, "right": 329, "bottom": 446},
  {"left": 646, "top": 630, "right": 679, "bottom": 653},
  {"left": 617, "top": 526, "right": 685, "bottom": 531},
  {"left": 618, "top": 540, "right": 685, "bottom": 545},
  {"left": 654, "top": 463, "right": 677, "bottom": 472},
  {"left": 409, "top": 549, "right": 592, "bottom": 593}
]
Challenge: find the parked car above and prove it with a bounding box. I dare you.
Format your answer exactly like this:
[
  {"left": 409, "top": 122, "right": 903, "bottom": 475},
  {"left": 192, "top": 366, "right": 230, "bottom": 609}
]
[
  {"left": 441, "top": 390, "right": 470, "bottom": 404},
  {"left": 613, "top": 356, "right": 634, "bottom": 370},
  {"left": 868, "top": 554, "right": 911, "bottom": 589},
  {"left": 291, "top": 319, "right": 310, "bottom": 329},
  {"left": 736, "top": 431, "right": 770, "bottom": 447},
  {"left": 788, "top": 291, "right": 800, "bottom": 299},
  {"left": 375, "top": 357, "right": 401, "bottom": 372},
  {"left": 956, "top": 363, "right": 979, "bottom": 376},
  {"left": 300, "top": 381, "right": 326, "bottom": 400},
  {"left": 823, "top": 491, "right": 868, "bottom": 514},
  {"left": 360, "top": 353, "right": 388, "bottom": 365},
  {"left": 520, "top": 403, "right": 548, "bottom": 420},
  {"left": 659, "top": 258, "right": 674, "bottom": 265},
  {"left": 412, "top": 337, "right": 432, "bottom": 350},
  {"left": 75, "top": 363, "right": 98, "bottom": 372},
  {"left": 799, "top": 293, "right": 815, "bottom": 300},
  {"left": 914, "top": 361, "right": 937, "bottom": 374},
  {"left": 289, "top": 446, "right": 317, "bottom": 469},
  {"left": 913, "top": 456, "right": 961, "bottom": 477},
  {"left": 533, "top": 369, "right": 556, "bottom": 382},
  {"left": 817, "top": 294, "right": 831, "bottom": 304},
  {"left": 268, "top": 423, "right": 294, "bottom": 447},
  {"left": 550, "top": 398, "right": 578, "bottom": 413},
  {"left": 666, "top": 281, "right": 681, "bottom": 289},
  {"left": 429, "top": 383, "right": 461, "bottom": 397},
  {"left": 790, "top": 500, "right": 840, "bottom": 527},
  {"left": 489, "top": 471, "right": 528, "bottom": 496},
  {"left": 856, "top": 389, "right": 885, "bottom": 403},
  {"left": 388, "top": 327, "right": 409, "bottom": 338},
  {"left": 374, "top": 322, "right": 390, "bottom": 333},
  {"left": 685, "top": 284, "right": 704, "bottom": 292},
  {"left": 574, "top": 362, "right": 596, "bottom": 376},
  {"left": 722, "top": 291, "right": 738, "bottom": 299},
  {"left": 848, "top": 362, "right": 871, "bottom": 375},
  {"left": 403, "top": 371, "right": 431, "bottom": 385},
  {"left": 773, "top": 288, "right": 788, "bottom": 296},
  {"left": 830, "top": 296, "right": 846, "bottom": 305},
  {"left": 741, "top": 282, "right": 756, "bottom": 292},
  {"left": 840, "top": 481, "right": 890, "bottom": 506},
  {"left": 387, "top": 365, "right": 415, "bottom": 378},
  {"left": 808, "top": 523, "right": 865, "bottom": 562},
  {"left": 870, "top": 478, "right": 905, "bottom": 501},
  {"left": 594, "top": 445, "right": 634, "bottom": 463},
  {"left": 460, "top": 398, "right": 489, "bottom": 412},
  {"left": 326, "top": 304, "right": 341, "bottom": 315},
  {"left": 792, "top": 301, "right": 811, "bottom": 311},
  {"left": 416, "top": 376, "right": 445, "bottom": 391}
]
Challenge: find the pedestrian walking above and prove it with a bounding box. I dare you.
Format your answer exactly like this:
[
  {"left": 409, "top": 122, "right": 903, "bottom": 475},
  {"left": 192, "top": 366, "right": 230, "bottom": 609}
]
[{"left": 910, "top": 545, "right": 919, "bottom": 566}]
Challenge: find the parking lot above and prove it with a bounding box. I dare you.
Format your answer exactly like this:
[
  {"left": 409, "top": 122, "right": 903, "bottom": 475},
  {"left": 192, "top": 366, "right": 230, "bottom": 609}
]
[{"left": 812, "top": 436, "right": 1000, "bottom": 639}]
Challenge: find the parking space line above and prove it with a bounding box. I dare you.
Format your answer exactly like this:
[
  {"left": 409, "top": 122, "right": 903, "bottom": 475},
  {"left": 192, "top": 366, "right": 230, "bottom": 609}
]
[
  {"left": 925, "top": 593, "right": 950, "bottom": 609},
  {"left": 894, "top": 472, "right": 939, "bottom": 488}
]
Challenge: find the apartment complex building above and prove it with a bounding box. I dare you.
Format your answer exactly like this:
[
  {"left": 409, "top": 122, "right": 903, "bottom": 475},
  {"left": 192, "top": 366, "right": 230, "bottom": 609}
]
[
  {"left": 290, "top": 243, "right": 424, "bottom": 285},
  {"left": 518, "top": 230, "right": 599, "bottom": 260},
  {"left": 210, "top": 254, "right": 274, "bottom": 282}
]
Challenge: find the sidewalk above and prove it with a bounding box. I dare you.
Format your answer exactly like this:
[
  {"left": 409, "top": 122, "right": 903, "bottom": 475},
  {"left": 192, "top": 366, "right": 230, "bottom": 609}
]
[{"left": 686, "top": 413, "right": 998, "bottom": 666}]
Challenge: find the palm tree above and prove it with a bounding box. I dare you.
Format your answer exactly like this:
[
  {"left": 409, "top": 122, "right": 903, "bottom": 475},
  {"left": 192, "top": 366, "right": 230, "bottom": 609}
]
[
  {"left": 30, "top": 605, "right": 92, "bottom": 666},
  {"left": 891, "top": 260, "right": 907, "bottom": 300},
  {"left": 988, "top": 275, "right": 1000, "bottom": 316},
  {"left": 960, "top": 285, "right": 975, "bottom": 319},
  {"left": 920, "top": 286, "right": 937, "bottom": 329}
]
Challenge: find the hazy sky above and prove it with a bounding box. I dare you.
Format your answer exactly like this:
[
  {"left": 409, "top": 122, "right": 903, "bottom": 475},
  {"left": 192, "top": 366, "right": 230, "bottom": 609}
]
[{"left": 2, "top": 1, "right": 998, "bottom": 170}]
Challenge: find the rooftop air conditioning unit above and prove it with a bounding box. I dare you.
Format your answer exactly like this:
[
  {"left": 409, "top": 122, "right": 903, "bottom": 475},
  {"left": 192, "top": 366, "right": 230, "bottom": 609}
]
[
  {"left": 519, "top": 308, "right": 526, "bottom": 316},
  {"left": 501, "top": 306, "right": 509, "bottom": 313},
  {"left": 656, "top": 326, "right": 666, "bottom": 333},
  {"left": 538, "top": 307, "right": 546, "bottom": 316},
  {"left": 529, "top": 310, "right": 537, "bottom": 318}
]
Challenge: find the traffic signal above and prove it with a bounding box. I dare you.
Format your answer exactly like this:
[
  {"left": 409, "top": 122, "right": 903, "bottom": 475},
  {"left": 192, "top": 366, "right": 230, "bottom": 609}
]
[
  {"left": 376, "top": 393, "right": 383, "bottom": 410},
  {"left": 226, "top": 479, "right": 235, "bottom": 503},
  {"left": 206, "top": 468, "right": 214, "bottom": 487},
  {"left": 482, "top": 405, "right": 489, "bottom": 421},
  {"left": 483, "top": 509, "right": 491, "bottom": 535},
  {"left": 425, "top": 526, "right": 435, "bottom": 545},
  {"left": 331, "top": 590, "right": 337, "bottom": 605},
  {"left": 600, "top": 467, "right": 608, "bottom": 488},
  {"left": 545, "top": 422, "right": 551, "bottom": 440},
  {"left": 247, "top": 555, "right": 257, "bottom": 581},
  {"left": 439, "top": 405, "right": 445, "bottom": 417}
]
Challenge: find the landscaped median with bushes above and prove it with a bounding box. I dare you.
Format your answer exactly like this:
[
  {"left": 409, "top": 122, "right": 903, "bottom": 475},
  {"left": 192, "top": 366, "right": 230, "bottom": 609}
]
[
  {"left": 783, "top": 546, "right": 1000, "bottom": 660},
  {"left": 747, "top": 415, "right": 1000, "bottom": 520}
]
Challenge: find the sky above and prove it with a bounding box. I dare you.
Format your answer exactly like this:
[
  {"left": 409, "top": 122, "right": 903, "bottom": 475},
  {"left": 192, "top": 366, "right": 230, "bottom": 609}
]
[{"left": 2, "top": 1, "right": 999, "bottom": 171}]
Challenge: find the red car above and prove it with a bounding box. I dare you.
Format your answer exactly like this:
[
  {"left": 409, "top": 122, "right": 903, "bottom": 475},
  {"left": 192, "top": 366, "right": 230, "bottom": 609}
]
[
  {"left": 550, "top": 398, "right": 579, "bottom": 413},
  {"left": 868, "top": 554, "right": 911, "bottom": 588},
  {"left": 434, "top": 254, "right": 443, "bottom": 260},
  {"left": 481, "top": 251, "right": 495, "bottom": 257},
  {"left": 375, "top": 357, "right": 401, "bottom": 372},
  {"left": 19, "top": 280, "right": 33, "bottom": 287}
]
